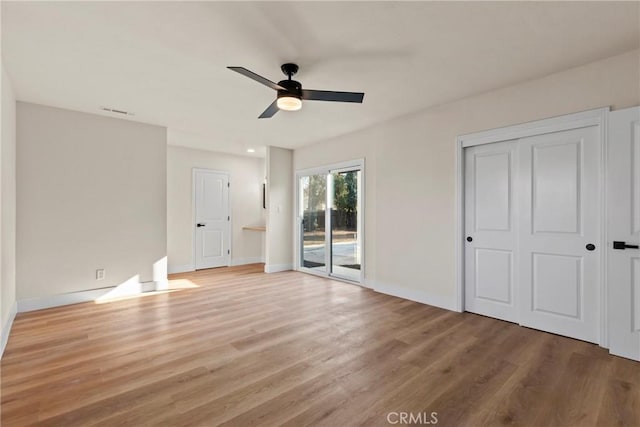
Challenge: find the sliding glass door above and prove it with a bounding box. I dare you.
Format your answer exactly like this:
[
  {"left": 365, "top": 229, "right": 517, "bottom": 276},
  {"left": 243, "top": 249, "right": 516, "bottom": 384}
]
[
  {"left": 329, "top": 169, "right": 361, "bottom": 281},
  {"left": 298, "top": 162, "right": 363, "bottom": 283},
  {"left": 300, "top": 174, "right": 327, "bottom": 272}
]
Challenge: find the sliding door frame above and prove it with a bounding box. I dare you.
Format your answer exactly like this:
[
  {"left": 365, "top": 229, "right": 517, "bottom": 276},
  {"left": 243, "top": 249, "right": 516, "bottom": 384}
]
[
  {"left": 455, "top": 107, "right": 609, "bottom": 347},
  {"left": 295, "top": 158, "right": 366, "bottom": 285}
]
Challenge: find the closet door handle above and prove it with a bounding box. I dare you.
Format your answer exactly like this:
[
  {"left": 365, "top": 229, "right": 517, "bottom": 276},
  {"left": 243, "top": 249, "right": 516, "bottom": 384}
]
[
  {"left": 586, "top": 243, "right": 596, "bottom": 251},
  {"left": 613, "top": 241, "right": 639, "bottom": 250}
]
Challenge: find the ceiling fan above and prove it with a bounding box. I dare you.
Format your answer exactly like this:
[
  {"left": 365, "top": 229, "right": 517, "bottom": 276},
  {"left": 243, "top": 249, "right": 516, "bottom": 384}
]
[{"left": 227, "top": 63, "right": 365, "bottom": 119}]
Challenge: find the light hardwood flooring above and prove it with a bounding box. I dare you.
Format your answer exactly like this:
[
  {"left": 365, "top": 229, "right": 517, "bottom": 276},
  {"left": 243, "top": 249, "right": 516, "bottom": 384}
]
[{"left": 1, "top": 264, "right": 639, "bottom": 426}]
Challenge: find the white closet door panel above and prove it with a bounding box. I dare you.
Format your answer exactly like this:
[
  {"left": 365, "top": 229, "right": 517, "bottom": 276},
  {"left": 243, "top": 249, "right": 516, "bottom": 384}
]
[
  {"left": 607, "top": 107, "right": 640, "bottom": 361},
  {"left": 532, "top": 253, "right": 582, "bottom": 319},
  {"left": 634, "top": 120, "right": 640, "bottom": 234},
  {"left": 518, "top": 126, "right": 600, "bottom": 343},
  {"left": 532, "top": 141, "right": 581, "bottom": 234},
  {"left": 465, "top": 140, "right": 518, "bottom": 322},
  {"left": 633, "top": 258, "right": 640, "bottom": 332},
  {"left": 475, "top": 153, "right": 511, "bottom": 231},
  {"left": 475, "top": 248, "right": 512, "bottom": 304}
]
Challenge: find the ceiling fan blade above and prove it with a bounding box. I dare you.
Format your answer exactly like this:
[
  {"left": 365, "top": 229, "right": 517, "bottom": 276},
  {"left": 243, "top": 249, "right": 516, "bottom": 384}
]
[
  {"left": 228, "top": 66, "right": 285, "bottom": 91},
  {"left": 258, "top": 100, "right": 279, "bottom": 119},
  {"left": 301, "top": 89, "right": 364, "bottom": 103}
]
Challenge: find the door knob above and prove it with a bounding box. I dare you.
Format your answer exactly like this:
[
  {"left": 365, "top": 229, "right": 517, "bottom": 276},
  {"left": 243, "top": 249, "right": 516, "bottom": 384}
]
[
  {"left": 466, "top": 236, "right": 473, "bottom": 242},
  {"left": 196, "top": 223, "right": 205, "bottom": 227},
  {"left": 613, "top": 241, "right": 639, "bottom": 250},
  {"left": 586, "top": 243, "right": 596, "bottom": 251}
]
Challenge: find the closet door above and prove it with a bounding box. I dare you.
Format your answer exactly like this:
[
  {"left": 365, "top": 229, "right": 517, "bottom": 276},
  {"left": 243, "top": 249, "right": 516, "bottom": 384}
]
[
  {"left": 464, "top": 140, "right": 518, "bottom": 322},
  {"left": 607, "top": 106, "right": 640, "bottom": 360},
  {"left": 518, "top": 126, "right": 601, "bottom": 343}
]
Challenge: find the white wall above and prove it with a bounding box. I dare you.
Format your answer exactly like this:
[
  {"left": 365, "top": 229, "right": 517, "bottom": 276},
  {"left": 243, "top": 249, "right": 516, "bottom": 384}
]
[
  {"left": 265, "top": 146, "right": 293, "bottom": 272},
  {"left": 16, "top": 102, "right": 167, "bottom": 301},
  {"left": 167, "top": 145, "right": 265, "bottom": 272},
  {"left": 1, "top": 64, "right": 17, "bottom": 354},
  {"left": 294, "top": 49, "right": 640, "bottom": 309}
]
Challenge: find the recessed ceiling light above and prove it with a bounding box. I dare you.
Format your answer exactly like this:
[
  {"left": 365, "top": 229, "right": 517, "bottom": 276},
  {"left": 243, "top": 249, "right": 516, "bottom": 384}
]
[{"left": 247, "top": 148, "right": 255, "bottom": 153}]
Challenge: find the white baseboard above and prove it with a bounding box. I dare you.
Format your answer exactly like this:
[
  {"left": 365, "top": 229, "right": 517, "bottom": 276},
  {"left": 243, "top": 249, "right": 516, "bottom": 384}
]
[
  {"left": 361, "top": 278, "right": 374, "bottom": 289},
  {"left": 1, "top": 301, "right": 17, "bottom": 358},
  {"left": 231, "top": 257, "right": 265, "bottom": 266},
  {"left": 17, "top": 279, "right": 165, "bottom": 313},
  {"left": 168, "top": 264, "right": 195, "bottom": 274},
  {"left": 373, "top": 281, "right": 456, "bottom": 311},
  {"left": 18, "top": 288, "right": 112, "bottom": 312},
  {"left": 264, "top": 263, "right": 293, "bottom": 273},
  {"left": 154, "top": 279, "right": 170, "bottom": 291}
]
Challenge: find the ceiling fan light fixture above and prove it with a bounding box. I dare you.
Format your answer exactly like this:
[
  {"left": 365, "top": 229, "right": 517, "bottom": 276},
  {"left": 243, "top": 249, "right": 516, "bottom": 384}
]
[
  {"left": 276, "top": 95, "right": 302, "bottom": 111},
  {"left": 227, "top": 64, "right": 364, "bottom": 119}
]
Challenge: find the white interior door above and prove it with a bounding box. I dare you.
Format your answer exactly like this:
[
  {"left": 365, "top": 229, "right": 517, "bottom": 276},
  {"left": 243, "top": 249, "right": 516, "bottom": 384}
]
[
  {"left": 194, "top": 170, "right": 230, "bottom": 270},
  {"left": 608, "top": 106, "right": 640, "bottom": 360},
  {"left": 464, "top": 140, "right": 518, "bottom": 322},
  {"left": 518, "top": 126, "right": 601, "bottom": 343}
]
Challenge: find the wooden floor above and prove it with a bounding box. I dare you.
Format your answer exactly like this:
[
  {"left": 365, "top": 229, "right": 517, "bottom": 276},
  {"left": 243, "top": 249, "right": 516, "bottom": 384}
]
[{"left": 2, "top": 264, "right": 638, "bottom": 426}]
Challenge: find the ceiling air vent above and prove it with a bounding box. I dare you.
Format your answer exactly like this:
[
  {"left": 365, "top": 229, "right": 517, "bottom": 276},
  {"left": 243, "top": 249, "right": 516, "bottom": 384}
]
[{"left": 100, "top": 107, "right": 135, "bottom": 116}]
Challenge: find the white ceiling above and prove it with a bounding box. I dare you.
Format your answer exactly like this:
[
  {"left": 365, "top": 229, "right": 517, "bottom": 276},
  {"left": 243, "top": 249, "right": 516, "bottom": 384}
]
[{"left": 2, "top": 1, "right": 639, "bottom": 156}]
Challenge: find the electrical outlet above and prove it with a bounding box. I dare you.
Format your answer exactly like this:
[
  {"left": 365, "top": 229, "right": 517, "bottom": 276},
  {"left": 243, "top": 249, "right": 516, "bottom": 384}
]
[{"left": 96, "top": 269, "right": 105, "bottom": 280}]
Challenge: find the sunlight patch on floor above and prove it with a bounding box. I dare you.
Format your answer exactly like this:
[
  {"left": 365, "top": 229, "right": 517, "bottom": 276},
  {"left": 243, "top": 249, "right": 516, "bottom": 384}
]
[
  {"left": 93, "top": 278, "right": 199, "bottom": 304},
  {"left": 167, "top": 278, "right": 200, "bottom": 289}
]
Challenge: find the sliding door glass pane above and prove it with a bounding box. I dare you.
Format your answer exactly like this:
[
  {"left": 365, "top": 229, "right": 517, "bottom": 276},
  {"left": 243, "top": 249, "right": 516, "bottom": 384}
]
[
  {"left": 300, "top": 174, "right": 327, "bottom": 272},
  {"left": 331, "top": 170, "right": 361, "bottom": 281}
]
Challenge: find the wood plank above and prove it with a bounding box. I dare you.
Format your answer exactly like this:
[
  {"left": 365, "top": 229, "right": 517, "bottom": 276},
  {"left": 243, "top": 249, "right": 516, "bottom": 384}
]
[{"left": 1, "top": 264, "right": 637, "bottom": 426}]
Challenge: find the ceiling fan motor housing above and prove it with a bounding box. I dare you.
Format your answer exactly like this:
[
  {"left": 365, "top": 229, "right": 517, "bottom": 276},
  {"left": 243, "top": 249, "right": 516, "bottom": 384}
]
[{"left": 277, "top": 79, "right": 302, "bottom": 100}]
